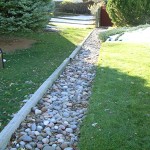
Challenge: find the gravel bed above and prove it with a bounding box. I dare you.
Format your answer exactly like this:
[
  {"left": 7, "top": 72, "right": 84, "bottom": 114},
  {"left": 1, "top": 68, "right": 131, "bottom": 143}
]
[{"left": 7, "top": 28, "right": 101, "bottom": 150}]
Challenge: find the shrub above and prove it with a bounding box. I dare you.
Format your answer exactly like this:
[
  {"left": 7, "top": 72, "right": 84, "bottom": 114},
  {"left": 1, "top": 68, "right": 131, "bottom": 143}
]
[
  {"left": 59, "top": 1, "right": 94, "bottom": 14},
  {"left": 89, "top": 2, "right": 101, "bottom": 15},
  {"left": 99, "top": 24, "right": 150, "bottom": 42},
  {"left": 89, "top": 0, "right": 107, "bottom": 15},
  {"left": 106, "top": 0, "right": 150, "bottom": 26},
  {"left": 0, "top": 0, "right": 52, "bottom": 32}
]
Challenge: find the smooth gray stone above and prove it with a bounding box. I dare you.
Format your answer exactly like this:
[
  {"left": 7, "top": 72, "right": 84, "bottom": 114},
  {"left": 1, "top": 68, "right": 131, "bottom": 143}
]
[
  {"left": 43, "top": 146, "right": 55, "bottom": 150},
  {"left": 31, "top": 123, "right": 36, "bottom": 131},
  {"left": 20, "top": 135, "right": 32, "bottom": 142},
  {"left": 42, "top": 138, "right": 49, "bottom": 144},
  {"left": 25, "top": 144, "right": 32, "bottom": 150},
  {"left": 66, "top": 128, "right": 73, "bottom": 133},
  {"left": 60, "top": 142, "right": 68, "bottom": 149},
  {"left": 37, "top": 136, "right": 43, "bottom": 141},
  {"left": 56, "top": 146, "right": 61, "bottom": 150},
  {"left": 50, "top": 137, "right": 56, "bottom": 142},
  {"left": 30, "top": 142, "right": 37, "bottom": 147},
  {"left": 70, "top": 125, "right": 77, "bottom": 130},
  {"left": 63, "top": 112, "right": 70, "bottom": 118},
  {"left": 64, "top": 148, "right": 73, "bottom": 150},
  {"left": 20, "top": 141, "right": 25, "bottom": 147},
  {"left": 37, "top": 126, "right": 43, "bottom": 132},
  {"left": 35, "top": 109, "right": 42, "bottom": 115}
]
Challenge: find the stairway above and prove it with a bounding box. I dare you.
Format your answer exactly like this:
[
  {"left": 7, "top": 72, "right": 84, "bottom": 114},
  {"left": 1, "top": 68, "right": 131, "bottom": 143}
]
[{"left": 49, "top": 15, "right": 95, "bottom": 28}]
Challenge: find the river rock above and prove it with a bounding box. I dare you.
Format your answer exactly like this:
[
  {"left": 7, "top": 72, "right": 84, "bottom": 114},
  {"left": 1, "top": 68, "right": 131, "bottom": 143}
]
[
  {"left": 60, "top": 143, "right": 68, "bottom": 149},
  {"left": 31, "top": 123, "right": 36, "bottom": 131},
  {"left": 66, "top": 128, "right": 73, "bottom": 133},
  {"left": 42, "top": 138, "right": 49, "bottom": 144},
  {"left": 35, "top": 109, "right": 42, "bottom": 115},
  {"left": 20, "top": 135, "right": 32, "bottom": 142},
  {"left": 25, "top": 144, "right": 32, "bottom": 150},
  {"left": 43, "top": 146, "right": 55, "bottom": 150}
]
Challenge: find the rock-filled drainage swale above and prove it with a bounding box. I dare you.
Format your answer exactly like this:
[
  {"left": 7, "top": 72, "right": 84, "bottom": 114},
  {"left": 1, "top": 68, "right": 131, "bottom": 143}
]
[{"left": 7, "top": 29, "right": 101, "bottom": 150}]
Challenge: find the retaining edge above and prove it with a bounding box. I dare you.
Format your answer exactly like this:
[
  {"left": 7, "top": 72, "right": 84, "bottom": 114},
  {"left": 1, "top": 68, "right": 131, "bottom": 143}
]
[
  {"left": 0, "top": 28, "right": 94, "bottom": 150},
  {"left": 69, "top": 29, "right": 93, "bottom": 59}
]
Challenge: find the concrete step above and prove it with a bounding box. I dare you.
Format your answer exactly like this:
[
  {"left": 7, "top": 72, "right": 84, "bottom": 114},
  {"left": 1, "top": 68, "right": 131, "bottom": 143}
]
[
  {"left": 50, "top": 16, "right": 95, "bottom": 25},
  {"left": 55, "top": 15, "right": 95, "bottom": 21}
]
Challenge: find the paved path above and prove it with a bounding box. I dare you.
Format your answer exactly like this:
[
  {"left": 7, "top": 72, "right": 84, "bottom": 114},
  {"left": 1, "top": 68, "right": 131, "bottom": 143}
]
[
  {"left": 56, "top": 15, "right": 95, "bottom": 21},
  {"left": 49, "top": 15, "right": 95, "bottom": 28},
  {"left": 7, "top": 28, "right": 101, "bottom": 150}
]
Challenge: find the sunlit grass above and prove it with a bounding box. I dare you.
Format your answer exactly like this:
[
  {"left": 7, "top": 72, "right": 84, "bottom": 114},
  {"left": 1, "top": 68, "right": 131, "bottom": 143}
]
[{"left": 79, "top": 42, "right": 150, "bottom": 150}]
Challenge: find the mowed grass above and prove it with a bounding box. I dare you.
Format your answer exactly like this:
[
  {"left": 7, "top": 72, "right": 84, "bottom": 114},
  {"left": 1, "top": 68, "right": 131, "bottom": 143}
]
[
  {"left": 0, "top": 28, "right": 92, "bottom": 131},
  {"left": 79, "top": 42, "right": 150, "bottom": 150}
]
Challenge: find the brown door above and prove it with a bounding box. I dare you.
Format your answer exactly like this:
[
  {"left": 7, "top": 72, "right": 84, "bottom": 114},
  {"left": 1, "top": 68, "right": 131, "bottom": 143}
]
[{"left": 100, "top": 6, "right": 113, "bottom": 26}]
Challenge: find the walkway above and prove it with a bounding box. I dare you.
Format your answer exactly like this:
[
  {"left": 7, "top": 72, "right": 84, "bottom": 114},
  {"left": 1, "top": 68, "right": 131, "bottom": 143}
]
[{"left": 49, "top": 15, "right": 95, "bottom": 28}]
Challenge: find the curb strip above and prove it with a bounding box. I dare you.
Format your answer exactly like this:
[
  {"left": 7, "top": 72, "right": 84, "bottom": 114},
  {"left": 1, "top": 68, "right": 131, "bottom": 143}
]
[{"left": 0, "top": 28, "right": 94, "bottom": 150}]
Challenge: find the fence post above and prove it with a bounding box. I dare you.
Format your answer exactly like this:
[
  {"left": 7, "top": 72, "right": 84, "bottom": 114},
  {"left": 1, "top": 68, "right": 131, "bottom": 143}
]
[{"left": 95, "top": 7, "right": 101, "bottom": 28}]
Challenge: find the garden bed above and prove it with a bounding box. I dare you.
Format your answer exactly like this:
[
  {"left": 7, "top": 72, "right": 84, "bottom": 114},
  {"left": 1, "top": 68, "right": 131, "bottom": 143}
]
[{"left": 0, "top": 37, "right": 36, "bottom": 53}]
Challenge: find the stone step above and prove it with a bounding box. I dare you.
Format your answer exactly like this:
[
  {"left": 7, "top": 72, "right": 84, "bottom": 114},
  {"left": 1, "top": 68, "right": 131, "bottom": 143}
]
[
  {"left": 55, "top": 15, "right": 95, "bottom": 21},
  {"left": 50, "top": 18, "right": 95, "bottom": 25}
]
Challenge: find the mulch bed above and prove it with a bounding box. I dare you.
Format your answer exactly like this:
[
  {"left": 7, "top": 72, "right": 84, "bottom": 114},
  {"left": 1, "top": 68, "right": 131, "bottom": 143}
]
[{"left": 0, "top": 37, "right": 36, "bottom": 53}]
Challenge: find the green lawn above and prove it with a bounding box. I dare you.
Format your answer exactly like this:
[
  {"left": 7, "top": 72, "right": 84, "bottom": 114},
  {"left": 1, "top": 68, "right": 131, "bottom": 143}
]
[
  {"left": 0, "top": 28, "right": 91, "bottom": 131},
  {"left": 79, "top": 42, "right": 150, "bottom": 150}
]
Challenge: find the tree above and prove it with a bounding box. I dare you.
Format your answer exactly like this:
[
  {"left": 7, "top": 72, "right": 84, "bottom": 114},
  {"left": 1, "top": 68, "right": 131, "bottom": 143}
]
[
  {"left": 0, "top": 0, "right": 52, "bottom": 32},
  {"left": 106, "top": 0, "right": 150, "bottom": 26}
]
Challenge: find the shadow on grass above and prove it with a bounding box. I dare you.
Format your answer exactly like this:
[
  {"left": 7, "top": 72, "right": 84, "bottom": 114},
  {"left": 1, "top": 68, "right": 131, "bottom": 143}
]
[
  {"left": 79, "top": 66, "right": 150, "bottom": 150},
  {"left": 0, "top": 30, "right": 78, "bottom": 131}
]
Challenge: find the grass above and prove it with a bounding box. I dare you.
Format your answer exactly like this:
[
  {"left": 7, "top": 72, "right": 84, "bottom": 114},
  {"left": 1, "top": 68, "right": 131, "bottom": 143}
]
[
  {"left": 100, "top": 24, "right": 150, "bottom": 42},
  {"left": 0, "top": 28, "right": 92, "bottom": 131},
  {"left": 79, "top": 42, "right": 150, "bottom": 150}
]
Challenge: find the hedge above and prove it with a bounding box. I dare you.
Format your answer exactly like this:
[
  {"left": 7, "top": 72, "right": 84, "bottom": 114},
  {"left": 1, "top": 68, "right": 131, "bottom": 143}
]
[
  {"left": 0, "top": 0, "right": 52, "bottom": 32},
  {"left": 107, "top": 0, "right": 150, "bottom": 26}
]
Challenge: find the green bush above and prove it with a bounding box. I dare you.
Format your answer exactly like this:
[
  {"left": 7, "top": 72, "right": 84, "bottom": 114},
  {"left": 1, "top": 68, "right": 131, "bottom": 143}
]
[
  {"left": 0, "top": 0, "right": 52, "bottom": 32},
  {"left": 89, "top": 0, "right": 107, "bottom": 15},
  {"left": 59, "top": 1, "right": 94, "bottom": 14},
  {"left": 106, "top": 0, "right": 150, "bottom": 26}
]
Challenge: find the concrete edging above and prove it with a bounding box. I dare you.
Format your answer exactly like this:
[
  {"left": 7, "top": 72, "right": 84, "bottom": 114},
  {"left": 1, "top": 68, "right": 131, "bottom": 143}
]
[
  {"left": 0, "top": 28, "right": 94, "bottom": 150},
  {"left": 69, "top": 29, "right": 93, "bottom": 59}
]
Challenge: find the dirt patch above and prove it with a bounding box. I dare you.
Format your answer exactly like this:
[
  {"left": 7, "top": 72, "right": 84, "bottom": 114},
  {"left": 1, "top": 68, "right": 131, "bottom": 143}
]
[{"left": 0, "top": 37, "right": 36, "bottom": 53}]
